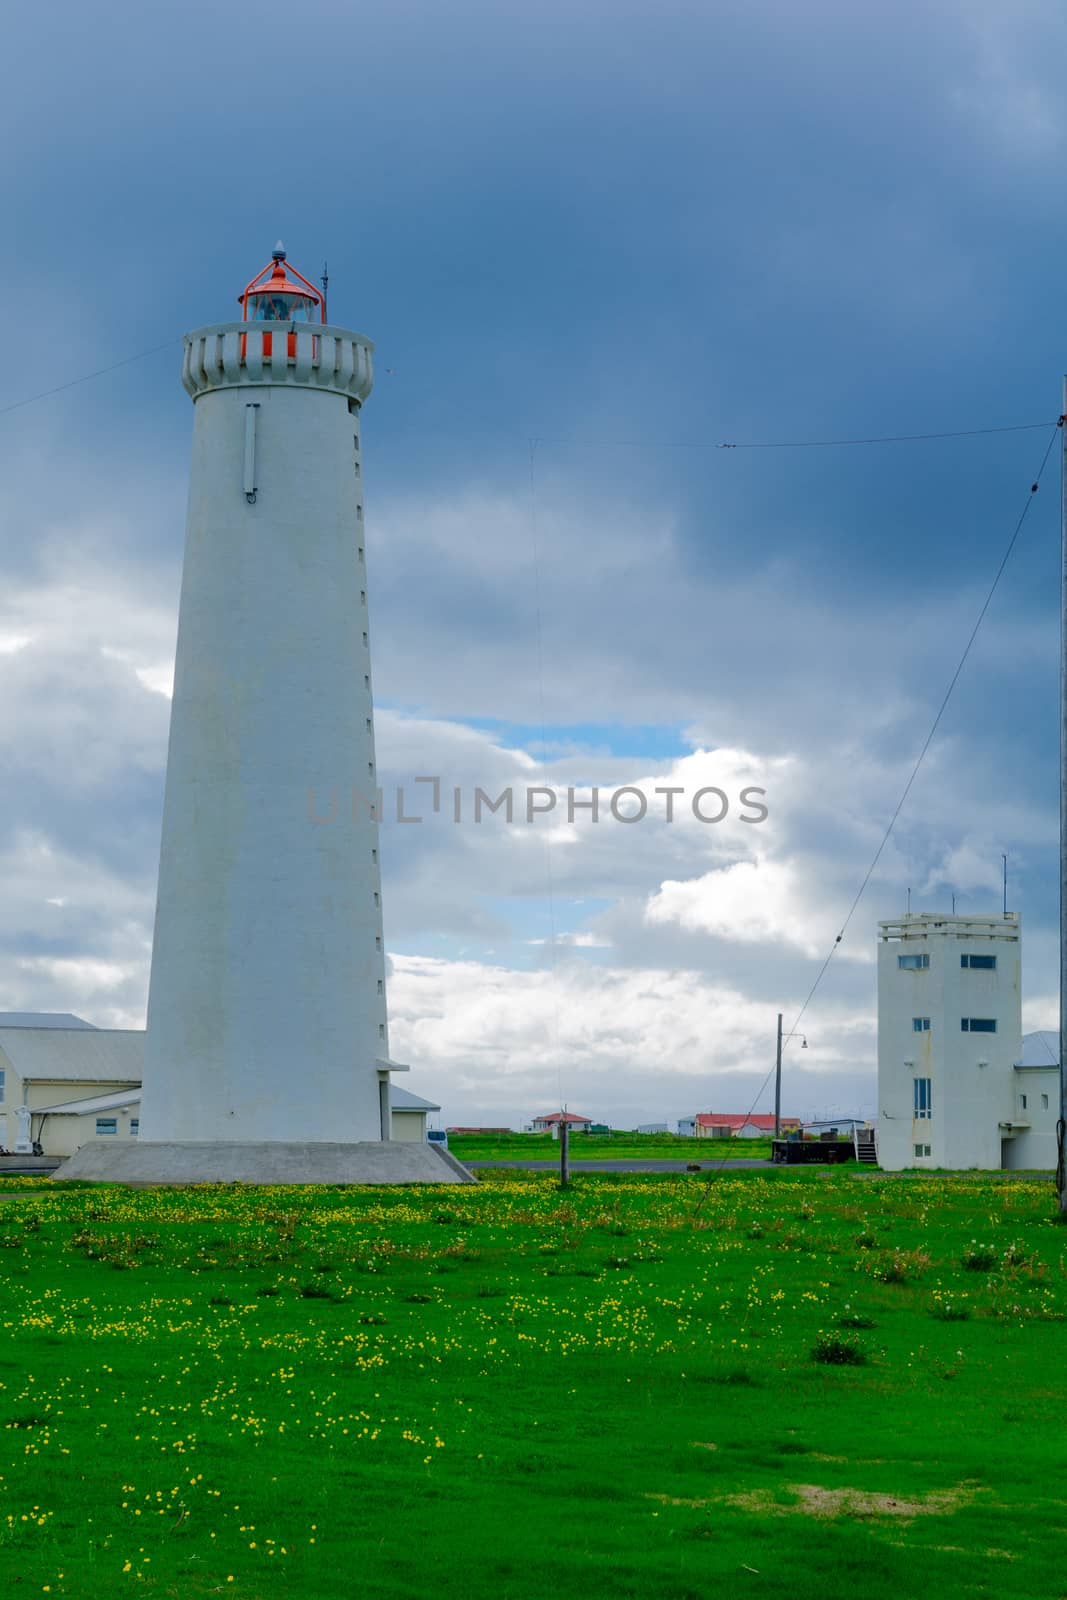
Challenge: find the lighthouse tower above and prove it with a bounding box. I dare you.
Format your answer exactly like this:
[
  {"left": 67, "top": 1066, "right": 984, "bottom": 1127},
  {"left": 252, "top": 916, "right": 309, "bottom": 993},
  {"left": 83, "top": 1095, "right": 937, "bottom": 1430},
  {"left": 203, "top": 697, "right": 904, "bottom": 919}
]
[{"left": 60, "top": 248, "right": 469, "bottom": 1184}]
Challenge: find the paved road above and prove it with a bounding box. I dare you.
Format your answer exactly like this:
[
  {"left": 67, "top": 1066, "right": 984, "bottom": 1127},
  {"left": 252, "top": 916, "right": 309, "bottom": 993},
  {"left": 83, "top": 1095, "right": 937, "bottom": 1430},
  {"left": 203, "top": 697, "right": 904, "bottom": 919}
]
[{"left": 465, "top": 1158, "right": 772, "bottom": 1173}]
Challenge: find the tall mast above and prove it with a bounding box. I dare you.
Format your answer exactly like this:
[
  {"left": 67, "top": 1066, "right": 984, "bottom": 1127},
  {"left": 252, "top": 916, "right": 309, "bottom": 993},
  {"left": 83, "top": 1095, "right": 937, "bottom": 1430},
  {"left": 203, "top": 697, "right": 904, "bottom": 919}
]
[{"left": 1059, "top": 382, "right": 1067, "bottom": 1211}]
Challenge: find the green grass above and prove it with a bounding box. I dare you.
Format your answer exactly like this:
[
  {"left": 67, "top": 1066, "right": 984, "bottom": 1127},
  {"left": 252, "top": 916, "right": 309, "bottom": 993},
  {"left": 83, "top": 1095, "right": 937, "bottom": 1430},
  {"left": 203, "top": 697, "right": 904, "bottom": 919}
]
[
  {"left": 1, "top": 1169, "right": 1064, "bottom": 1597},
  {"left": 449, "top": 1130, "right": 775, "bottom": 1161}
]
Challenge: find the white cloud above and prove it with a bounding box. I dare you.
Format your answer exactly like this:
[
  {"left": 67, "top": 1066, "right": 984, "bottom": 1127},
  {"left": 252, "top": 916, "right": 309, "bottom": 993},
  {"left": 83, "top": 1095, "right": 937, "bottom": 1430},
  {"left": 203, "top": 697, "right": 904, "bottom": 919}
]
[
  {"left": 645, "top": 856, "right": 855, "bottom": 961},
  {"left": 387, "top": 951, "right": 875, "bottom": 1127},
  {"left": 0, "top": 455, "right": 1056, "bottom": 1122}
]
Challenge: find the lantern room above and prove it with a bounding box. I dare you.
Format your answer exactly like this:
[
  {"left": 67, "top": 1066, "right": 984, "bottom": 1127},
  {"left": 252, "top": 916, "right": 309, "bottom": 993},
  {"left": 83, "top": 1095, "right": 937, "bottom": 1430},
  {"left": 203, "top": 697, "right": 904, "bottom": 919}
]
[{"left": 239, "top": 244, "right": 325, "bottom": 325}]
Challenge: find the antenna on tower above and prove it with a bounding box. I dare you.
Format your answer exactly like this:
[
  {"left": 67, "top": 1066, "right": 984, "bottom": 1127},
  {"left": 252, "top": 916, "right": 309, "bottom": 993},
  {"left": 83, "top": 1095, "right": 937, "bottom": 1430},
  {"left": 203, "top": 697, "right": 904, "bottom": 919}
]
[
  {"left": 272, "top": 240, "right": 286, "bottom": 261},
  {"left": 906, "top": 886, "right": 912, "bottom": 915},
  {"left": 321, "top": 261, "right": 329, "bottom": 322}
]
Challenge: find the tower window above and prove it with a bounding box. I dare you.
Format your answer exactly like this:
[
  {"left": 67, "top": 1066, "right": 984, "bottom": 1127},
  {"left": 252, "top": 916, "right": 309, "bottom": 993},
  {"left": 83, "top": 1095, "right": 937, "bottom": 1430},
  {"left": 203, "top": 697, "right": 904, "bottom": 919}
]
[
  {"left": 913, "top": 1078, "right": 932, "bottom": 1119},
  {"left": 366, "top": 717, "right": 372, "bottom": 732},
  {"left": 377, "top": 979, "right": 383, "bottom": 994},
  {"left": 913, "top": 1143, "right": 931, "bottom": 1158},
  {"left": 1042, "top": 1093, "right": 1049, "bottom": 1110},
  {"left": 962, "top": 1018, "right": 997, "bottom": 1033},
  {"left": 913, "top": 1017, "right": 931, "bottom": 1033},
  {"left": 371, "top": 848, "right": 377, "bottom": 863},
  {"left": 364, "top": 674, "right": 370, "bottom": 689},
  {"left": 378, "top": 1024, "right": 385, "bottom": 1039},
  {"left": 360, "top": 591, "right": 366, "bottom": 605},
  {"left": 898, "top": 953, "right": 929, "bottom": 970},
  {"left": 375, "top": 936, "right": 382, "bottom": 950},
  {"left": 358, "top": 547, "right": 364, "bottom": 562},
  {"left": 1020, "top": 1094, "right": 1028, "bottom": 1111},
  {"left": 962, "top": 954, "right": 997, "bottom": 970},
  {"left": 362, "top": 632, "right": 368, "bottom": 647}
]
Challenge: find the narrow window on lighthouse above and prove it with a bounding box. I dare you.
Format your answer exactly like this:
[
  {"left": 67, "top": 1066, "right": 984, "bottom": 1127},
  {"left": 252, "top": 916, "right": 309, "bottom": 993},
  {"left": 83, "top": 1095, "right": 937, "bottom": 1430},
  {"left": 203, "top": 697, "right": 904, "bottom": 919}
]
[
  {"left": 358, "top": 547, "right": 365, "bottom": 562},
  {"left": 377, "top": 980, "right": 383, "bottom": 995},
  {"left": 378, "top": 1024, "right": 386, "bottom": 1039},
  {"left": 360, "top": 591, "right": 366, "bottom": 605},
  {"left": 371, "top": 849, "right": 378, "bottom": 863},
  {"left": 376, "top": 936, "right": 382, "bottom": 950},
  {"left": 373, "top": 892, "right": 380, "bottom": 907},
  {"left": 365, "top": 717, "right": 372, "bottom": 732},
  {"left": 364, "top": 674, "right": 370, "bottom": 689},
  {"left": 362, "top": 632, "right": 368, "bottom": 647}
]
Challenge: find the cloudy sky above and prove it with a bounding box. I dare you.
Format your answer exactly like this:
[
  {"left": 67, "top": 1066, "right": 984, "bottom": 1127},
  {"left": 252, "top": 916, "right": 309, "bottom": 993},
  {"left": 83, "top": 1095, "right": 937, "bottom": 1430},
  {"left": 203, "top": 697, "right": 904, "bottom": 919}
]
[{"left": 4, "top": 0, "right": 1067, "bottom": 1128}]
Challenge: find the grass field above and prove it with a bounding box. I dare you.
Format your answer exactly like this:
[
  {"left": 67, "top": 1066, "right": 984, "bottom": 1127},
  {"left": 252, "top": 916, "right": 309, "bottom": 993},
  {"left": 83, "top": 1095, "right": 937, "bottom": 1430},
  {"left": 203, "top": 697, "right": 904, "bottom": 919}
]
[
  {"left": 2, "top": 1168, "right": 1065, "bottom": 1598},
  {"left": 448, "top": 1131, "right": 775, "bottom": 1161}
]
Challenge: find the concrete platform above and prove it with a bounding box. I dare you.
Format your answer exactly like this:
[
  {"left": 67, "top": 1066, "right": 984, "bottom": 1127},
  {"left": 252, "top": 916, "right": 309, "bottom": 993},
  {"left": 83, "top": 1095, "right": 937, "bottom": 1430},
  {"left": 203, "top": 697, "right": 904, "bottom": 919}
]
[
  {"left": 51, "top": 1141, "right": 476, "bottom": 1186},
  {"left": 0, "top": 1157, "right": 59, "bottom": 1176}
]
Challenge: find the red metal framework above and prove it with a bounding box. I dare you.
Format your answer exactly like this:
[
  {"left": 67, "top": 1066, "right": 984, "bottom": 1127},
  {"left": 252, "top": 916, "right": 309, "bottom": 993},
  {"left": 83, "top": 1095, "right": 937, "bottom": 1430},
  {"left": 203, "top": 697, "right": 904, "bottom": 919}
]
[{"left": 238, "top": 245, "right": 324, "bottom": 359}]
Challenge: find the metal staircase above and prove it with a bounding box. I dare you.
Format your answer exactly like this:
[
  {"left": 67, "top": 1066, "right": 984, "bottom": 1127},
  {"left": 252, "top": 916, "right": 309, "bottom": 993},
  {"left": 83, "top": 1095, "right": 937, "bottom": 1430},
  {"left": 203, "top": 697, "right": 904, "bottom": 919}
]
[{"left": 853, "top": 1126, "right": 878, "bottom": 1164}]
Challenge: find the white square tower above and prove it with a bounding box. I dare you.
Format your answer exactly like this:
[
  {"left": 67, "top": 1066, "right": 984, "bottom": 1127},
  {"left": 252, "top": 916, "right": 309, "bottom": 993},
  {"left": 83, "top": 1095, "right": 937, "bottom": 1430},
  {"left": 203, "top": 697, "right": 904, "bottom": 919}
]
[{"left": 877, "top": 913, "right": 1021, "bottom": 1170}]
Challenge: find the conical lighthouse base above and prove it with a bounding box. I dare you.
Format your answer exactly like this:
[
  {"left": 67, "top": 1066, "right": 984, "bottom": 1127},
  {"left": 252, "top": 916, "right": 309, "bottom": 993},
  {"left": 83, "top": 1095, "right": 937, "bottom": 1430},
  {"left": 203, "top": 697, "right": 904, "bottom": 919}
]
[{"left": 52, "top": 1141, "right": 475, "bottom": 1187}]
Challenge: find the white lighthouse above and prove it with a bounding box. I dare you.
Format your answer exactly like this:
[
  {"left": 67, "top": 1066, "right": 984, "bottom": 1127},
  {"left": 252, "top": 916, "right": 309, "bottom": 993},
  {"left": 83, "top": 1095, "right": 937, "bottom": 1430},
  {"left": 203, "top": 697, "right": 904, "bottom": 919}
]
[{"left": 60, "top": 247, "right": 469, "bottom": 1184}]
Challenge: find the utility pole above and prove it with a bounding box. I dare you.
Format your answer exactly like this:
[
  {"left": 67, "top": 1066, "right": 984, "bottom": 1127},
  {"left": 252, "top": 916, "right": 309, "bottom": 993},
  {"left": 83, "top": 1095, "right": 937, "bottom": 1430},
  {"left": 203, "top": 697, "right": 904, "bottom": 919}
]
[
  {"left": 774, "top": 1013, "right": 783, "bottom": 1139},
  {"left": 559, "top": 1113, "right": 570, "bottom": 1189},
  {"left": 1060, "top": 383, "right": 1067, "bottom": 1214}
]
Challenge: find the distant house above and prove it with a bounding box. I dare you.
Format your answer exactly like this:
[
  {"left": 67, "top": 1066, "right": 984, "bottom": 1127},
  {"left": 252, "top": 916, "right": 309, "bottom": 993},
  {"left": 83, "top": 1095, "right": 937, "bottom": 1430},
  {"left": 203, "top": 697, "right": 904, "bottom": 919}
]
[
  {"left": 695, "top": 1113, "right": 801, "bottom": 1140},
  {"left": 530, "top": 1111, "right": 593, "bottom": 1139},
  {"left": 636, "top": 1122, "right": 668, "bottom": 1134},
  {"left": 677, "top": 1117, "right": 697, "bottom": 1137}
]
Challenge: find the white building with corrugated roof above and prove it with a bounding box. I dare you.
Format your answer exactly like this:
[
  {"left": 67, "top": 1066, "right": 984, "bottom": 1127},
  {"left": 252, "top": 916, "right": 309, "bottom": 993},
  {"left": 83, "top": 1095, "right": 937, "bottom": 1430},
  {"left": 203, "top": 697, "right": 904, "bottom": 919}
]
[
  {"left": 1008, "top": 1030, "right": 1059, "bottom": 1171},
  {"left": 0, "top": 1014, "right": 142, "bottom": 1156}
]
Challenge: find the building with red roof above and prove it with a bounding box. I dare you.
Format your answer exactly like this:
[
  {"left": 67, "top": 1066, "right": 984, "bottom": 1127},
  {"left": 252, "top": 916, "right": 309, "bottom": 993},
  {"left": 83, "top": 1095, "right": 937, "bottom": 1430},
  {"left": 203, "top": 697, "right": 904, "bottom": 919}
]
[
  {"left": 695, "top": 1113, "right": 800, "bottom": 1139},
  {"left": 529, "top": 1111, "right": 593, "bottom": 1137}
]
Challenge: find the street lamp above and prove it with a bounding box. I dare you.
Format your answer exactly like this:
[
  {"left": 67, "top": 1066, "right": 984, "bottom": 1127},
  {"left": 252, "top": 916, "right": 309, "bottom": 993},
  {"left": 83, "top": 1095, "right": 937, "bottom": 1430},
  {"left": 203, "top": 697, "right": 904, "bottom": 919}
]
[{"left": 775, "top": 1013, "right": 807, "bottom": 1139}]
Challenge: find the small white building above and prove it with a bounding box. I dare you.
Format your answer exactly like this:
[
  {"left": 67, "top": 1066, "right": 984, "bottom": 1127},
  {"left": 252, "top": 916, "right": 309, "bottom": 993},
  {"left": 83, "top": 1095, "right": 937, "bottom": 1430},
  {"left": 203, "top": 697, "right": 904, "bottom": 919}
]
[
  {"left": 877, "top": 912, "right": 1029, "bottom": 1170},
  {"left": 388, "top": 1086, "right": 441, "bottom": 1143},
  {"left": 0, "top": 1015, "right": 143, "bottom": 1157},
  {"left": 1006, "top": 1030, "right": 1059, "bottom": 1171},
  {"left": 677, "top": 1117, "right": 696, "bottom": 1137}
]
